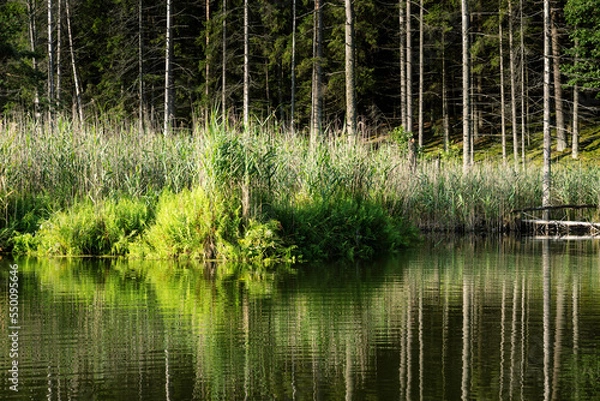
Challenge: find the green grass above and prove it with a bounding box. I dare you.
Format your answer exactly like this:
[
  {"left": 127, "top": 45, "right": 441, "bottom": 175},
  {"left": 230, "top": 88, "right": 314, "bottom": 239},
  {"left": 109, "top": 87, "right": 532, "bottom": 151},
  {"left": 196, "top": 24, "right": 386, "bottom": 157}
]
[
  {"left": 13, "top": 197, "right": 151, "bottom": 256},
  {"left": 2, "top": 114, "right": 600, "bottom": 263}
]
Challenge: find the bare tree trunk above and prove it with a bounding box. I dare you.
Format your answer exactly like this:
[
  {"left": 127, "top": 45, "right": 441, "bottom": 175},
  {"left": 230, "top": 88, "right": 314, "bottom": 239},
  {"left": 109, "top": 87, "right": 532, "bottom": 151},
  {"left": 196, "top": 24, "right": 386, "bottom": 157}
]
[
  {"left": 499, "top": 11, "right": 507, "bottom": 164},
  {"left": 572, "top": 85, "right": 579, "bottom": 159},
  {"left": 205, "top": 0, "right": 210, "bottom": 126},
  {"left": 405, "top": 0, "right": 413, "bottom": 134},
  {"left": 471, "top": 80, "right": 476, "bottom": 163},
  {"left": 520, "top": 0, "right": 526, "bottom": 166},
  {"left": 418, "top": 0, "right": 424, "bottom": 147},
  {"left": 56, "top": 0, "right": 61, "bottom": 105},
  {"left": 138, "top": 0, "right": 145, "bottom": 134},
  {"left": 543, "top": 0, "right": 552, "bottom": 215},
  {"left": 290, "top": 0, "right": 296, "bottom": 134},
  {"left": 221, "top": 0, "right": 227, "bottom": 122},
  {"left": 442, "top": 29, "right": 449, "bottom": 152},
  {"left": 65, "top": 0, "right": 83, "bottom": 124},
  {"left": 472, "top": 71, "right": 480, "bottom": 157},
  {"left": 509, "top": 0, "right": 519, "bottom": 168},
  {"left": 551, "top": 4, "right": 566, "bottom": 152},
  {"left": 243, "top": 0, "right": 249, "bottom": 129},
  {"left": 163, "top": 0, "right": 174, "bottom": 135},
  {"left": 462, "top": 0, "right": 471, "bottom": 172},
  {"left": 345, "top": 0, "right": 356, "bottom": 139},
  {"left": 264, "top": 60, "right": 270, "bottom": 113},
  {"left": 571, "top": 38, "right": 581, "bottom": 160},
  {"left": 27, "top": 0, "right": 41, "bottom": 119},
  {"left": 310, "top": 0, "right": 323, "bottom": 142},
  {"left": 47, "top": 0, "right": 55, "bottom": 120},
  {"left": 399, "top": 0, "right": 406, "bottom": 130}
]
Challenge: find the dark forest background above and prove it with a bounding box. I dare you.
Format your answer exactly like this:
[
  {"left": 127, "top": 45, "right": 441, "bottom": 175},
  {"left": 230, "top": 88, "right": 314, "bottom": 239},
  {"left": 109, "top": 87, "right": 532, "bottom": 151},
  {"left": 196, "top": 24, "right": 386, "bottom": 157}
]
[{"left": 1, "top": 0, "right": 599, "bottom": 145}]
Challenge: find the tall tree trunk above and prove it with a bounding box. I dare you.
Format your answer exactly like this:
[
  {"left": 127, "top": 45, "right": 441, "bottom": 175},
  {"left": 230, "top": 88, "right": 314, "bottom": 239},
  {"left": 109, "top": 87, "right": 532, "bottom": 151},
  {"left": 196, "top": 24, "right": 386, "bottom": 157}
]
[
  {"left": 509, "top": 0, "right": 519, "bottom": 168},
  {"left": 28, "top": 0, "right": 41, "bottom": 119},
  {"left": 462, "top": 0, "right": 471, "bottom": 172},
  {"left": 138, "top": 0, "right": 145, "bottom": 134},
  {"left": 571, "top": 40, "right": 580, "bottom": 159},
  {"left": 311, "top": 0, "right": 323, "bottom": 142},
  {"left": 499, "top": 11, "right": 507, "bottom": 164},
  {"left": 442, "top": 28, "right": 449, "bottom": 152},
  {"left": 417, "top": 0, "right": 424, "bottom": 147},
  {"left": 405, "top": 0, "right": 412, "bottom": 134},
  {"left": 542, "top": 0, "right": 552, "bottom": 215},
  {"left": 56, "top": 0, "right": 61, "bottom": 105},
  {"left": 399, "top": 0, "right": 406, "bottom": 130},
  {"left": 520, "top": 0, "right": 527, "bottom": 165},
  {"left": 472, "top": 71, "right": 480, "bottom": 146},
  {"left": 572, "top": 85, "right": 579, "bottom": 159},
  {"left": 65, "top": 0, "right": 83, "bottom": 124},
  {"left": 221, "top": 0, "right": 227, "bottom": 122},
  {"left": 243, "top": 0, "right": 249, "bottom": 129},
  {"left": 205, "top": 0, "right": 210, "bottom": 126},
  {"left": 163, "top": 0, "right": 174, "bottom": 134},
  {"left": 290, "top": 0, "right": 296, "bottom": 134},
  {"left": 470, "top": 74, "right": 477, "bottom": 163},
  {"left": 47, "top": 0, "right": 55, "bottom": 120},
  {"left": 345, "top": 0, "right": 356, "bottom": 139},
  {"left": 264, "top": 60, "right": 270, "bottom": 113},
  {"left": 551, "top": 4, "right": 566, "bottom": 151}
]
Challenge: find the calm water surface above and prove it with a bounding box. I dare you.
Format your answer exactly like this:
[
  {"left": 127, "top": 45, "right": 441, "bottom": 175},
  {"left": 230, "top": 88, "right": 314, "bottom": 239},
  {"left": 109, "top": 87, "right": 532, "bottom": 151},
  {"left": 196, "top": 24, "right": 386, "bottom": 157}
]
[{"left": 1, "top": 238, "right": 600, "bottom": 400}]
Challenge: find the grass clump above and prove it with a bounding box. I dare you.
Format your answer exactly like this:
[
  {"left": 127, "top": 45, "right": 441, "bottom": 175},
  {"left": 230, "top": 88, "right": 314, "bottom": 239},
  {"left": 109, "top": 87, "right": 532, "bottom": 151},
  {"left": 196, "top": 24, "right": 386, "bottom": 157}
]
[
  {"left": 237, "top": 219, "right": 296, "bottom": 265},
  {"left": 275, "top": 195, "right": 416, "bottom": 261},
  {"left": 129, "top": 188, "right": 237, "bottom": 260},
  {"left": 0, "top": 193, "right": 53, "bottom": 250},
  {"left": 13, "top": 198, "right": 150, "bottom": 256},
  {"left": 129, "top": 188, "right": 296, "bottom": 263}
]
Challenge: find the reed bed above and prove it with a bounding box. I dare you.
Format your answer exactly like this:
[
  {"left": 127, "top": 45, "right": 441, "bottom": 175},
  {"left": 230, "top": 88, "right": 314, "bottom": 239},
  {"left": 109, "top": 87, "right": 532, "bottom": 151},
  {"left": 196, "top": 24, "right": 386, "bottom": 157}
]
[{"left": 2, "top": 114, "right": 600, "bottom": 261}]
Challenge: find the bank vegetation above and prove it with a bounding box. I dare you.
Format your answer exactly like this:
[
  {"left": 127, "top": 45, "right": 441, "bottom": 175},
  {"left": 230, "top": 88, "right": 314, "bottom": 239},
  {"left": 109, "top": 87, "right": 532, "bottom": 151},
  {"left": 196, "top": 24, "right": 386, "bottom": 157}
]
[{"left": 2, "top": 116, "right": 599, "bottom": 263}]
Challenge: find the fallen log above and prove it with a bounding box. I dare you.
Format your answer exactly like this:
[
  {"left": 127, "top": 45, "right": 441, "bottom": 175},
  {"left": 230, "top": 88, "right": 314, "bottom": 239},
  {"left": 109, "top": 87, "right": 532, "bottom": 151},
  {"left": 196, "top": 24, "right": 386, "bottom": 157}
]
[
  {"left": 521, "top": 219, "right": 600, "bottom": 237},
  {"left": 512, "top": 204, "right": 598, "bottom": 214}
]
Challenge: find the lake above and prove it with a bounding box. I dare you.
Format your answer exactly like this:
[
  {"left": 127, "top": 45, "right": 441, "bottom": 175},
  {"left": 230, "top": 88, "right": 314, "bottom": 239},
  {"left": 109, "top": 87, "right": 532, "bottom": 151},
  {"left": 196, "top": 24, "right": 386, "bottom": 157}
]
[{"left": 1, "top": 237, "right": 600, "bottom": 400}]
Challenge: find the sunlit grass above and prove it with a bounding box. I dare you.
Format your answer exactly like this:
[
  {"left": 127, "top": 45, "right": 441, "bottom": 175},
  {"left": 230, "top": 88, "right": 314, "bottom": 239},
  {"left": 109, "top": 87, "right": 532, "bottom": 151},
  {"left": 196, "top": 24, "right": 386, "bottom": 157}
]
[{"left": 2, "top": 113, "right": 600, "bottom": 261}]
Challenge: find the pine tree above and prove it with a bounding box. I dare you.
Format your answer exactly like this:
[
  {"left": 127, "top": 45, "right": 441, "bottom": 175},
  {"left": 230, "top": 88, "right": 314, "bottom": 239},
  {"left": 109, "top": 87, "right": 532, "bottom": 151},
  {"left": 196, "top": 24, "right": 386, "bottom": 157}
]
[{"left": 564, "top": 0, "right": 600, "bottom": 90}]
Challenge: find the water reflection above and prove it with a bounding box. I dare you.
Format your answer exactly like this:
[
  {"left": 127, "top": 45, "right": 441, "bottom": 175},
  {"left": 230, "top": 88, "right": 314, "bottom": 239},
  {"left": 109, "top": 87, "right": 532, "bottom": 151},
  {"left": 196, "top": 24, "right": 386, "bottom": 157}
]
[{"left": 0, "top": 238, "right": 599, "bottom": 400}]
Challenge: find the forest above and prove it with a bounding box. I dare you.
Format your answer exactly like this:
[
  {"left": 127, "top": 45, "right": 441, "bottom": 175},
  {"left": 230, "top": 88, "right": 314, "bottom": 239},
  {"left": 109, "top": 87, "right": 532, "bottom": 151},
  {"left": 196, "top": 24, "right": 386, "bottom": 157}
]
[
  {"left": 1, "top": 0, "right": 600, "bottom": 262},
  {"left": 1, "top": 0, "right": 599, "bottom": 144}
]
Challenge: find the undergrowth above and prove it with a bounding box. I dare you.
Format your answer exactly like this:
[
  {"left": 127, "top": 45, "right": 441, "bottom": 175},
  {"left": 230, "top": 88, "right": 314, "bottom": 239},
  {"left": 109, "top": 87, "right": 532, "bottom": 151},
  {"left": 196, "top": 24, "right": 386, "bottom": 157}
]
[
  {"left": 3, "top": 114, "right": 600, "bottom": 264},
  {"left": 13, "top": 198, "right": 150, "bottom": 256}
]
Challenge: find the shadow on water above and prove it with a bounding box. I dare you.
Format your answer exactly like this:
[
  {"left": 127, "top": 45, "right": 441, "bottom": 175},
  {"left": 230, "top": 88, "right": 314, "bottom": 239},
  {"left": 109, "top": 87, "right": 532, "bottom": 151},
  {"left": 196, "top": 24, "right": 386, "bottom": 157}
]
[{"left": 1, "top": 237, "right": 600, "bottom": 400}]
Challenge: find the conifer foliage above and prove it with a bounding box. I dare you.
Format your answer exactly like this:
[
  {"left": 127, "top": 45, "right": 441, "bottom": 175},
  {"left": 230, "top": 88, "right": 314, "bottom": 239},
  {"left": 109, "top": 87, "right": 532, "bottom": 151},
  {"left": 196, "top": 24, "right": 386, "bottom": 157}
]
[{"left": 0, "top": 0, "right": 598, "bottom": 142}]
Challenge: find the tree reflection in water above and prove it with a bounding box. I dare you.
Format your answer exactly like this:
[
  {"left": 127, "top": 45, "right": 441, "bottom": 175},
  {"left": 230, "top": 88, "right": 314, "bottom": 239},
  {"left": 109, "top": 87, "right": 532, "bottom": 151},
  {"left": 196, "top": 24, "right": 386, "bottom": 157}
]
[{"left": 1, "top": 238, "right": 599, "bottom": 400}]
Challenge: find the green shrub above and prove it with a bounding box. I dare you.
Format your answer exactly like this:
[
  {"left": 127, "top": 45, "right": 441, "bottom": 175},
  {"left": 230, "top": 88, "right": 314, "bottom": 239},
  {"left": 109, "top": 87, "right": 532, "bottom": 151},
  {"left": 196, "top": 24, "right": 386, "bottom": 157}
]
[
  {"left": 130, "top": 188, "right": 241, "bottom": 260},
  {"left": 14, "top": 198, "right": 150, "bottom": 256},
  {"left": 274, "top": 194, "right": 417, "bottom": 261},
  {"left": 237, "top": 219, "right": 296, "bottom": 264}
]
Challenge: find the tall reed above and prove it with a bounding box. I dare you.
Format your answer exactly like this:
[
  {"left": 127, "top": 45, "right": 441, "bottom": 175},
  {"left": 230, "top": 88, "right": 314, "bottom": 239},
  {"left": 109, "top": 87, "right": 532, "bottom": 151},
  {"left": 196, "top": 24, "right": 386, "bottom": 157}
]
[{"left": 3, "top": 114, "right": 600, "bottom": 260}]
